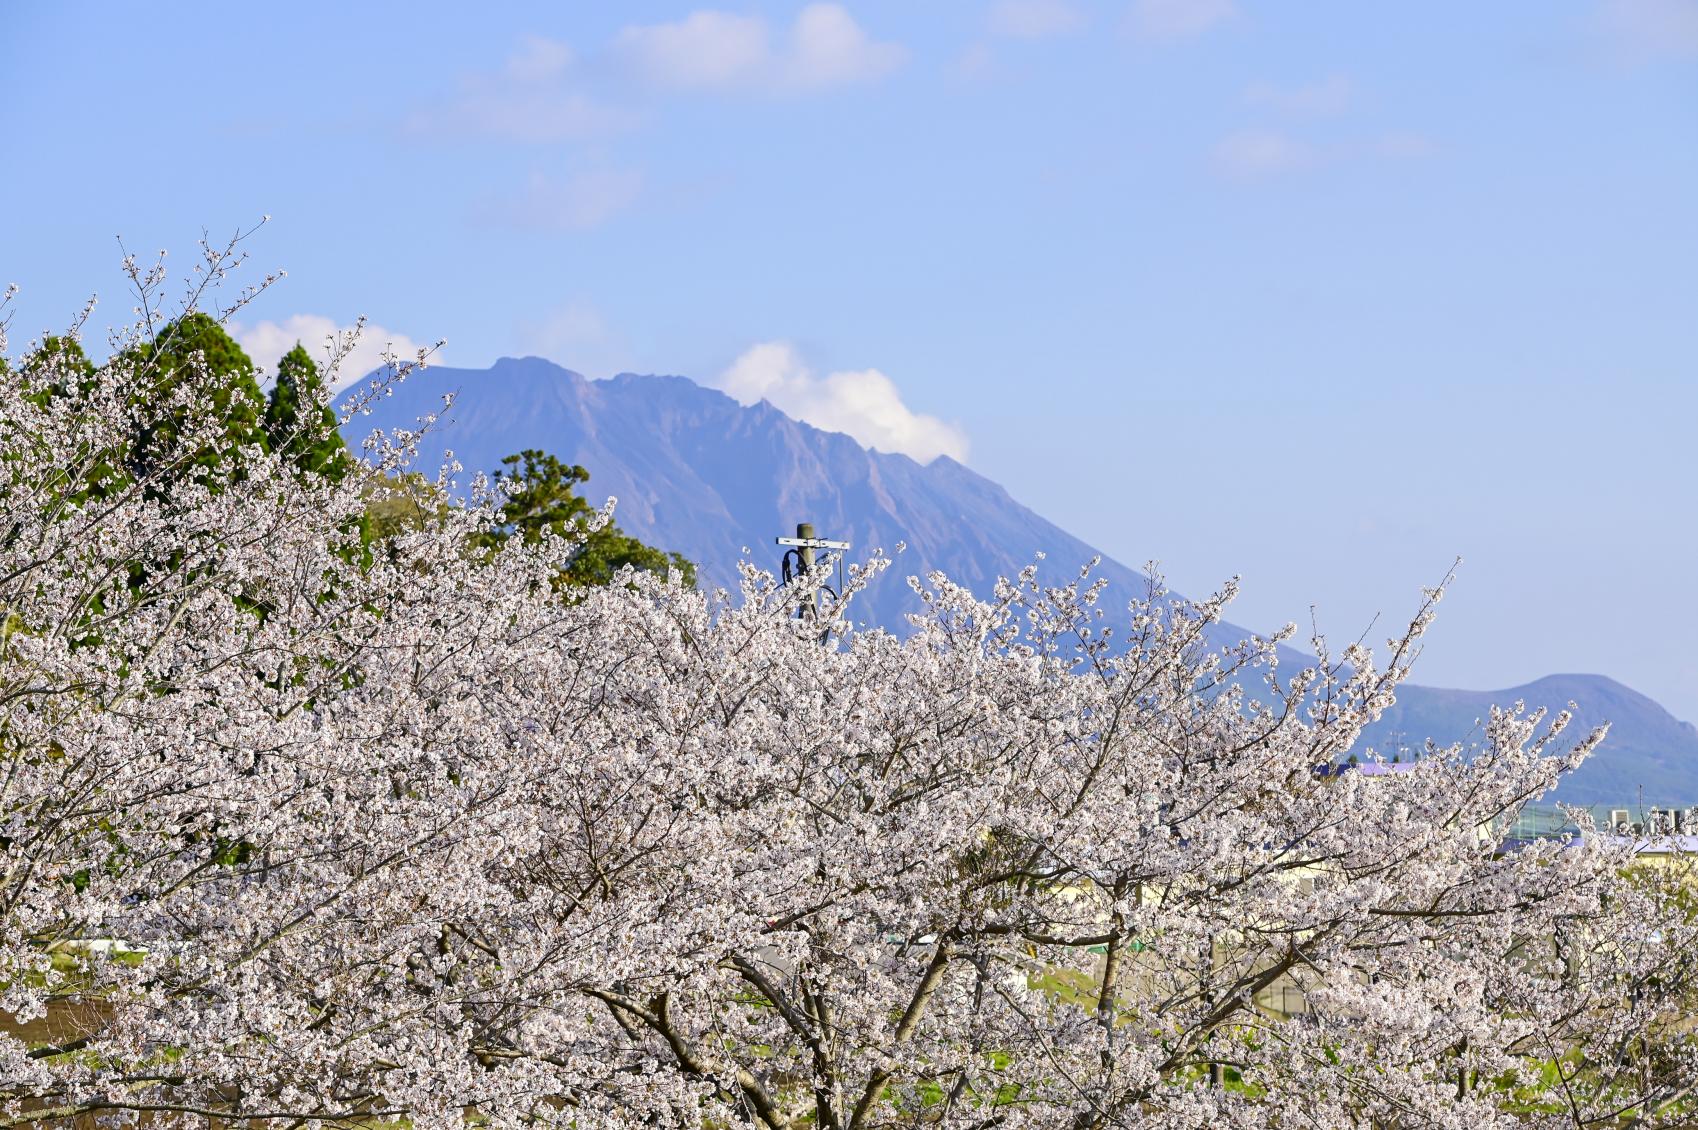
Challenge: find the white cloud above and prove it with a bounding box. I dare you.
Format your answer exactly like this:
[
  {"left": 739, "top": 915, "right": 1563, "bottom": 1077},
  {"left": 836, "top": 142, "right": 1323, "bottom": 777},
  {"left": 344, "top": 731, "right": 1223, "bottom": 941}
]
[
  {"left": 616, "top": 10, "right": 770, "bottom": 88},
  {"left": 1211, "top": 130, "right": 1309, "bottom": 177},
  {"left": 616, "top": 4, "right": 905, "bottom": 93},
  {"left": 476, "top": 168, "right": 645, "bottom": 231},
  {"left": 1597, "top": 0, "right": 1698, "bottom": 60},
  {"left": 785, "top": 4, "right": 907, "bottom": 88},
  {"left": 234, "top": 315, "right": 439, "bottom": 394},
  {"left": 411, "top": 9, "right": 900, "bottom": 142},
  {"left": 989, "top": 0, "right": 1086, "bottom": 39},
  {"left": 1126, "top": 0, "right": 1237, "bottom": 42},
  {"left": 716, "top": 342, "right": 968, "bottom": 464},
  {"left": 1245, "top": 74, "right": 1354, "bottom": 115}
]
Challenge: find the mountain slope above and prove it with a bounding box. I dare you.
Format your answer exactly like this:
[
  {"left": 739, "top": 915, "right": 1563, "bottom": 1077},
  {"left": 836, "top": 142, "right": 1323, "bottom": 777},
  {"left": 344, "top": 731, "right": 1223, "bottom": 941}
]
[
  {"left": 341, "top": 356, "right": 1245, "bottom": 639},
  {"left": 340, "top": 357, "right": 1698, "bottom": 805}
]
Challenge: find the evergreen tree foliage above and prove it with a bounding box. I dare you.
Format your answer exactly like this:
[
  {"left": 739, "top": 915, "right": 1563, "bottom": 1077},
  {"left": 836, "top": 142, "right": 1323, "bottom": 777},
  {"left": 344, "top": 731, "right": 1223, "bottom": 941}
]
[
  {"left": 21, "top": 334, "right": 95, "bottom": 384},
  {"left": 17, "top": 336, "right": 123, "bottom": 501},
  {"left": 264, "top": 342, "right": 350, "bottom": 479},
  {"left": 124, "top": 312, "right": 268, "bottom": 477},
  {"left": 482, "top": 448, "right": 696, "bottom": 589}
]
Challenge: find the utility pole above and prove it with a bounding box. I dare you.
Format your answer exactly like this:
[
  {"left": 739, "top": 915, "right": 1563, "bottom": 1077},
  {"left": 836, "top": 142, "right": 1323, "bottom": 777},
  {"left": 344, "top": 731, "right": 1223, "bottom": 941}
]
[{"left": 776, "top": 521, "right": 850, "bottom": 623}]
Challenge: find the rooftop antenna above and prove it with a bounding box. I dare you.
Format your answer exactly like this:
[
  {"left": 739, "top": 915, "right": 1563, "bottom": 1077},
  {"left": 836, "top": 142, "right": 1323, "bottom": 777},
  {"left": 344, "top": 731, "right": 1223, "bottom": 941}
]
[{"left": 776, "top": 521, "right": 850, "bottom": 624}]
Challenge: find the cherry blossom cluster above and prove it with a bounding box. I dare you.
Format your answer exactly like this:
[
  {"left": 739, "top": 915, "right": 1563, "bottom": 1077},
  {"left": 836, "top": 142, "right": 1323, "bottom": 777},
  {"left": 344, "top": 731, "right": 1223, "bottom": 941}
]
[{"left": 0, "top": 259, "right": 1693, "bottom": 1128}]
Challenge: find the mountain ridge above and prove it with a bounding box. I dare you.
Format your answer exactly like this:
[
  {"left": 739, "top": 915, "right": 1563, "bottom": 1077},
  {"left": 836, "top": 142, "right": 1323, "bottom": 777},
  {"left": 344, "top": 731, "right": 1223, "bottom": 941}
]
[{"left": 1358, "top": 673, "right": 1698, "bottom": 805}]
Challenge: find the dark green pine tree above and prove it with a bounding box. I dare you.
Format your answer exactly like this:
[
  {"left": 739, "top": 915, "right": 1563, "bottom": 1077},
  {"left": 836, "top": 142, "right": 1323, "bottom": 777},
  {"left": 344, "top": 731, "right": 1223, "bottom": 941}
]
[
  {"left": 125, "top": 312, "right": 270, "bottom": 480},
  {"left": 265, "top": 342, "right": 351, "bottom": 480},
  {"left": 479, "top": 449, "right": 696, "bottom": 590}
]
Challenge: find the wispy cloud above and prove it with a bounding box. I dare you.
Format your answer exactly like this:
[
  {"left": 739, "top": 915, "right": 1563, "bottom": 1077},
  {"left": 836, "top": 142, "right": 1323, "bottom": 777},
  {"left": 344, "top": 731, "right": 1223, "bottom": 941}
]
[
  {"left": 516, "top": 300, "right": 630, "bottom": 379},
  {"left": 1211, "top": 130, "right": 1309, "bottom": 178},
  {"left": 988, "top": 0, "right": 1087, "bottom": 39},
  {"left": 1209, "top": 129, "right": 1436, "bottom": 178},
  {"left": 949, "top": 41, "right": 999, "bottom": 81},
  {"left": 405, "top": 35, "right": 636, "bottom": 143},
  {"left": 615, "top": 4, "right": 906, "bottom": 93},
  {"left": 716, "top": 342, "right": 968, "bottom": 464},
  {"left": 1375, "top": 131, "right": 1438, "bottom": 160},
  {"left": 1126, "top": 0, "right": 1238, "bottom": 43},
  {"left": 234, "top": 315, "right": 439, "bottom": 393},
  {"left": 1226, "top": 75, "right": 1435, "bottom": 175},
  {"left": 502, "top": 34, "right": 574, "bottom": 83},
  {"left": 407, "top": 8, "right": 902, "bottom": 144},
  {"left": 473, "top": 168, "right": 645, "bottom": 232},
  {"left": 1596, "top": 0, "right": 1698, "bottom": 61},
  {"left": 1245, "top": 75, "right": 1354, "bottom": 115}
]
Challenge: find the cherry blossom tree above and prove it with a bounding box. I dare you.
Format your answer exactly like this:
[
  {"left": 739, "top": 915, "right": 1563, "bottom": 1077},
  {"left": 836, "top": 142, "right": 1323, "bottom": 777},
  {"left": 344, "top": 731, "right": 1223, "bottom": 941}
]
[{"left": 0, "top": 244, "right": 1694, "bottom": 1128}]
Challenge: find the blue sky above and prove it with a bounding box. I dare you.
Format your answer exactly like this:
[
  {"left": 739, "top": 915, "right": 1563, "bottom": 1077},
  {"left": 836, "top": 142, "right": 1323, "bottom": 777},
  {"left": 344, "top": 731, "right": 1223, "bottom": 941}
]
[{"left": 3, "top": 1, "right": 1696, "bottom": 718}]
